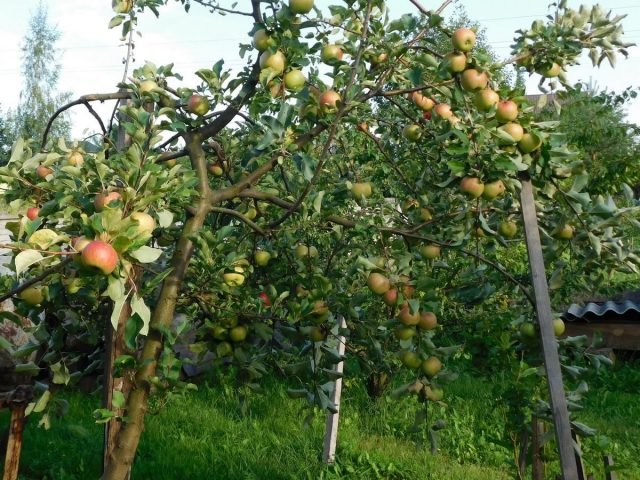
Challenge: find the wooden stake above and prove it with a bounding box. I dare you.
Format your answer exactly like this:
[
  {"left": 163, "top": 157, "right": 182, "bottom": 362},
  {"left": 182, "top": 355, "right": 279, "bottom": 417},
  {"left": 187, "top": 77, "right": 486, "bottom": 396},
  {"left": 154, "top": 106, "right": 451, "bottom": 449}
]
[
  {"left": 519, "top": 177, "right": 579, "bottom": 480},
  {"left": 3, "top": 404, "right": 26, "bottom": 480},
  {"left": 322, "top": 316, "right": 347, "bottom": 465},
  {"left": 604, "top": 455, "right": 617, "bottom": 480},
  {"left": 531, "top": 415, "right": 545, "bottom": 480}
]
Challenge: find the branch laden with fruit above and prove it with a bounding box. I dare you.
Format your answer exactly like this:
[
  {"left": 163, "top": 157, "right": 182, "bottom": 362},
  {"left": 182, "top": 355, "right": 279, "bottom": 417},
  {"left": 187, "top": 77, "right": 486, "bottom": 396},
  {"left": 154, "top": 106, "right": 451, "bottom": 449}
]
[{"left": 0, "top": 0, "right": 637, "bottom": 478}]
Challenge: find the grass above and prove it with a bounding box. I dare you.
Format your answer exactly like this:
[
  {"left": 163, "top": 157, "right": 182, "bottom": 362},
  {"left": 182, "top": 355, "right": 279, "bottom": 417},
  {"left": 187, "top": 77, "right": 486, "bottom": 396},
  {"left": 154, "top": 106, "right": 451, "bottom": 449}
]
[{"left": 2, "top": 368, "right": 639, "bottom": 479}]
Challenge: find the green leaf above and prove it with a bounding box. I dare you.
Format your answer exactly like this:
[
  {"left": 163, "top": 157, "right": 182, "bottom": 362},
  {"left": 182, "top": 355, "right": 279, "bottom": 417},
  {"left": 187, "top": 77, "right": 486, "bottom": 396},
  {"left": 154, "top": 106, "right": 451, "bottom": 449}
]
[
  {"left": 588, "top": 232, "right": 602, "bottom": 256},
  {"left": 112, "top": 390, "right": 126, "bottom": 409},
  {"left": 131, "top": 294, "right": 151, "bottom": 335},
  {"left": 51, "top": 361, "right": 71, "bottom": 385},
  {"left": 156, "top": 210, "right": 174, "bottom": 228},
  {"left": 129, "top": 246, "right": 163, "bottom": 263},
  {"left": 15, "top": 250, "right": 45, "bottom": 276},
  {"left": 110, "top": 297, "right": 127, "bottom": 331},
  {"left": 108, "top": 15, "right": 125, "bottom": 29}
]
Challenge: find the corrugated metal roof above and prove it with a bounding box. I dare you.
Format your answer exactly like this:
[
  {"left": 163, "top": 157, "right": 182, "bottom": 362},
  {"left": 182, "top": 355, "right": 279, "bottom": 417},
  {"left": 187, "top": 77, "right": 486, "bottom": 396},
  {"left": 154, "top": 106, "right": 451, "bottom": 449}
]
[{"left": 563, "top": 300, "right": 640, "bottom": 322}]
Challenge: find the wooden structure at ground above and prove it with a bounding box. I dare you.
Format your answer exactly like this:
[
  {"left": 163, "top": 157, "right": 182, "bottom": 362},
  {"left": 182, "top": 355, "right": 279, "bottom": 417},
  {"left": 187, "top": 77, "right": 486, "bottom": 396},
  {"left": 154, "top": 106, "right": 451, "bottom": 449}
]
[
  {"left": 562, "top": 299, "right": 640, "bottom": 350},
  {"left": 520, "top": 176, "right": 579, "bottom": 479},
  {"left": 322, "top": 316, "right": 347, "bottom": 464}
]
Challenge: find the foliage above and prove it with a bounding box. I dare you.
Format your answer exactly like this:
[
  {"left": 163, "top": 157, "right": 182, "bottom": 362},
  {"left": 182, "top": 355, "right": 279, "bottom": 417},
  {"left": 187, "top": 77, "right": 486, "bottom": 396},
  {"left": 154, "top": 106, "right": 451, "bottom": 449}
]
[
  {"left": 0, "top": 0, "right": 638, "bottom": 478},
  {"left": 10, "top": 3, "right": 71, "bottom": 147}
]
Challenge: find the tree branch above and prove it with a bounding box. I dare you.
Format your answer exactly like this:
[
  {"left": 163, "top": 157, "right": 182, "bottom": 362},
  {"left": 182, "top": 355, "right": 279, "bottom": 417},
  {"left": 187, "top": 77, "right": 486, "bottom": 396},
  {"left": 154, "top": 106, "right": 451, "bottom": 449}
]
[
  {"left": 210, "top": 207, "right": 266, "bottom": 236},
  {"left": 0, "top": 258, "right": 72, "bottom": 304}
]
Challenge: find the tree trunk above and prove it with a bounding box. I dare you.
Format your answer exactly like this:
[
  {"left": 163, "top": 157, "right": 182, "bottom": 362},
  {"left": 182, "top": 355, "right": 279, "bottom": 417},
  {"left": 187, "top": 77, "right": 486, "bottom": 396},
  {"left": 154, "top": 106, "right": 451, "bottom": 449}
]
[{"left": 102, "top": 134, "right": 210, "bottom": 480}]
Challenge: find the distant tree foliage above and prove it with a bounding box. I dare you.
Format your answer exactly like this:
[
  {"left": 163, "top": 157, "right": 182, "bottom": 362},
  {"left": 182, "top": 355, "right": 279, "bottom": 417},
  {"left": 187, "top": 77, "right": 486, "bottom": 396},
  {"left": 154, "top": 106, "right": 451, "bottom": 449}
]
[
  {"left": 0, "top": 108, "right": 11, "bottom": 164},
  {"left": 11, "top": 3, "right": 71, "bottom": 148}
]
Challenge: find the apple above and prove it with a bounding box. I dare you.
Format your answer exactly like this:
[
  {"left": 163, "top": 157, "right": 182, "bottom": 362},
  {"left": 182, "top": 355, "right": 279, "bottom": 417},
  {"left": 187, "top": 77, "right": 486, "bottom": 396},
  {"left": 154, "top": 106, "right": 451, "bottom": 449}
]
[
  {"left": 482, "top": 180, "right": 506, "bottom": 200},
  {"left": 520, "top": 322, "right": 536, "bottom": 338},
  {"left": 395, "top": 326, "right": 416, "bottom": 341},
  {"left": 187, "top": 94, "right": 210, "bottom": 116},
  {"left": 351, "top": 182, "right": 372, "bottom": 200},
  {"left": 258, "top": 291, "right": 271, "bottom": 306},
  {"left": 399, "top": 275, "right": 415, "bottom": 299},
  {"left": 423, "top": 111, "right": 432, "bottom": 120},
  {"left": 259, "top": 50, "right": 286, "bottom": 74},
  {"left": 412, "top": 93, "right": 435, "bottom": 112},
  {"left": 518, "top": 132, "right": 542, "bottom": 153},
  {"left": 367, "top": 272, "right": 390, "bottom": 295},
  {"left": 67, "top": 151, "right": 84, "bottom": 167},
  {"left": 473, "top": 89, "right": 499, "bottom": 111},
  {"left": 295, "top": 244, "right": 309, "bottom": 258},
  {"left": 244, "top": 208, "right": 258, "bottom": 220},
  {"left": 420, "top": 208, "right": 432, "bottom": 222},
  {"left": 284, "top": 69, "right": 305, "bottom": 91},
  {"left": 164, "top": 159, "right": 177, "bottom": 167},
  {"left": 36, "top": 165, "right": 53, "bottom": 179},
  {"left": 452, "top": 28, "right": 476, "bottom": 52},
  {"left": 498, "top": 221, "right": 518, "bottom": 238},
  {"left": 321, "top": 44, "right": 343, "bottom": 64},
  {"left": 433, "top": 103, "right": 453, "bottom": 119},
  {"left": 94, "top": 191, "right": 122, "bottom": 212},
  {"left": 19, "top": 286, "right": 44, "bottom": 306},
  {"left": 223, "top": 272, "right": 245, "bottom": 287},
  {"left": 400, "top": 350, "right": 421, "bottom": 369},
  {"left": 309, "top": 326, "right": 326, "bottom": 342},
  {"left": 208, "top": 163, "right": 224, "bottom": 176},
  {"left": 460, "top": 177, "right": 484, "bottom": 198},
  {"left": 421, "top": 356, "right": 442, "bottom": 377},
  {"left": 319, "top": 90, "right": 341, "bottom": 113},
  {"left": 382, "top": 288, "right": 398, "bottom": 306},
  {"left": 221, "top": 315, "right": 239, "bottom": 328},
  {"left": 139, "top": 79, "right": 158, "bottom": 94},
  {"left": 402, "top": 124, "right": 422, "bottom": 142},
  {"left": 209, "top": 325, "right": 228, "bottom": 340},
  {"left": 357, "top": 122, "right": 368, "bottom": 132},
  {"left": 398, "top": 303, "right": 420, "bottom": 326},
  {"left": 370, "top": 52, "right": 388, "bottom": 65},
  {"left": 130, "top": 212, "right": 155, "bottom": 236},
  {"left": 498, "top": 122, "right": 524, "bottom": 143},
  {"left": 554, "top": 224, "right": 574, "bottom": 240},
  {"left": 496, "top": 100, "right": 519, "bottom": 123},
  {"left": 81, "top": 240, "right": 119, "bottom": 275},
  {"left": 460, "top": 69, "right": 488, "bottom": 91},
  {"left": 112, "top": 0, "right": 133, "bottom": 14},
  {"left": 252, "top": 29, "right": 274, "bottom": 51},
  {"left": 217, "top": 341, "right": 233, "bottom": 357},
  {"left": 419, "top": 244, "right": 440, "bottom": 260},
  {"left": 418, "top": 312, "right": 437, "bottom": 331},
  {"left": 542, "top": 62, "right": 562, "bottom": 78},
  {"left": 444, "top": 52, "right": 467, "bottom": 73},
  {"left": 26, "top": 207, "right": 39, "bottom": 221},
  {"left": 289, "top": 0, "right": 314, "bottom": 14},
  {"left": 553, "top": 318, "right": 566, "bottom": 336},
  {"left": 425, "top": 386, "right": 444, "bottom": 402},
  {"left": 254, "top": 250, "right": 271, "bottom": 266},
  {"left": 229, "top": 325, "right": 248, "bottom": 342}
]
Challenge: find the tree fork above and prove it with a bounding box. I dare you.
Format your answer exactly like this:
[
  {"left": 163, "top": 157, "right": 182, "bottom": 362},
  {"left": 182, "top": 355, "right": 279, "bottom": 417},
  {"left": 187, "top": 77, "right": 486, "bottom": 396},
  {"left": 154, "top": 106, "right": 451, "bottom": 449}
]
[{"left": 102, "top": 133, "right": 211, "bottom": 480}]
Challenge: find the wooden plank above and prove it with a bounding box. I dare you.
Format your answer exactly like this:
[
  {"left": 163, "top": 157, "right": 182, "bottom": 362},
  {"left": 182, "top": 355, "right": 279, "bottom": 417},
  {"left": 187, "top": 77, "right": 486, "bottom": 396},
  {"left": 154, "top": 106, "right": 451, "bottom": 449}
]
[
  {"left": 322, "top": 316, "right": 347, "bottom": 465},
  {"left": 571, "top": 430, "right": 587, "bottom": 479},
  {"left": 531, "top": 415, "right": 544, "bottom": 480},
  {"left": 3, "top": 404, "right": 25, "bottom": 480},
  {"left": 604, "top": 455, "right": 617, "bottom": 480},
  {"left": 563, "top": 322, "right": 640, "bottom": 350},
  {"left": 520, "top": 178, "right": 579, "bottom": 480}
]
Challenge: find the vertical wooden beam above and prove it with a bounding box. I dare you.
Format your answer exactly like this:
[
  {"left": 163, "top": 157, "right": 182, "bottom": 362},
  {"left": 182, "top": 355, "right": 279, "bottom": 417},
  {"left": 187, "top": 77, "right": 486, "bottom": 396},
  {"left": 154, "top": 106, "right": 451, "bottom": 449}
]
[
  {"left": 3, "top": 404, "right": 26, "bottom": 480},
  {"left": 603, "top": 455, "right": 617, "bottom": 480},
  {"left": 531, "top": 415, "right": 545, "bottom": 480},
  {"left": 322, "top": 316, "right": 347, "bottom": 465},
  {"left": 519, "top": 177, "right": 579, "bottom": 480},
  {"left": 571, "top": 430, "right": 587, "bottom": 480}
]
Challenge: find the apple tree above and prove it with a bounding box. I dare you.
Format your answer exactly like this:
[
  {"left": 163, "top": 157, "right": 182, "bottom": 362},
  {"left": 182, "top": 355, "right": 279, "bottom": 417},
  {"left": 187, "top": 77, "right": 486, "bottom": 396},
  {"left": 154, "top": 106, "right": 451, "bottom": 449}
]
[{"left": 0, "top": 0, "right": 637, "bottom": 478}]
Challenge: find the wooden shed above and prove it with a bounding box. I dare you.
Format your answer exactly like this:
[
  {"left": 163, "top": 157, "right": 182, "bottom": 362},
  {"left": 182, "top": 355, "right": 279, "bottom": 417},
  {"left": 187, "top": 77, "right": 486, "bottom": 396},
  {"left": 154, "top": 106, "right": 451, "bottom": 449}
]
[{"left": 562, "top": 299, "right": 640, "bottom": 350}]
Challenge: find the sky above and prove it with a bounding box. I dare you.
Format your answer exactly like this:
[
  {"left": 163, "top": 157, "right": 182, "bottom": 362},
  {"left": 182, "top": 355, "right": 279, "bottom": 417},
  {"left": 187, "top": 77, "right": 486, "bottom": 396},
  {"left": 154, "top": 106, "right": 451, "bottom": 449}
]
[{"left": 0, "top": 0, "right": 638, "bottom": 137}]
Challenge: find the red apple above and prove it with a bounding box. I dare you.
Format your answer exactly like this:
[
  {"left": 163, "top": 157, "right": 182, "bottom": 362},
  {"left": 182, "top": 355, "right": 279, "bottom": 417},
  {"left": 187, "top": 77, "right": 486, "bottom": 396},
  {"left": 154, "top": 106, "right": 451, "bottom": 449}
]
[
  {"left": 258, "top": 291, "right": 272, "bottom": 307},
  {"left": 418, "top": 312, "right": 437, "bottom": 330},
  {"left": 433, "top": 103, "right": 453, "bottom": 119},
  {"left": 36, "top": 165, "right": 53, "bottom": 179},
  {"left": 208, "top": 163, "right": 224, "bottom": 176},
  {"left": 26, "top": 207, "right": 39, "bottom": 221},
  {"left": 496, "top": 100, "right": 519, "bottom": 123},
  {"left": 398, "top": 302, "right": 420, "bottom": 326},
  {"left": 382, "top": 288, "right": 398, "bottom": 306},
  {"left": 460, "top": 177, "right": 484, "bottom": 198},
  {"left": 187, "top": 94, "right": 210, "bottom": 116},
  {"left": 367, "top": 272, "right": 390, "bottom": 295},
  {"left": 444, "top": 52, "right": 467, "bottom": 73},
  {"left": 94, "top": 191, "right": 122, "bottom": 212},
  {"left": 452, "top": 28, "right": 476, "bottom": 52},
  {"left": 319, "top": 90, "right": 341, "bottom": 114},
  {"left": 81, "top": 240, "right": 119, "bottom": 275}
]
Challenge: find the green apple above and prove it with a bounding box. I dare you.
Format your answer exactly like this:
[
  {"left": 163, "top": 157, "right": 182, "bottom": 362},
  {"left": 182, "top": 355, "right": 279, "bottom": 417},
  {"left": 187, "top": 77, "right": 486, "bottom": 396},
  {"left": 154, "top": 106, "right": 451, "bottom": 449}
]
[{"left": 452, "top": 28, "right": 476, "bottom": 52}]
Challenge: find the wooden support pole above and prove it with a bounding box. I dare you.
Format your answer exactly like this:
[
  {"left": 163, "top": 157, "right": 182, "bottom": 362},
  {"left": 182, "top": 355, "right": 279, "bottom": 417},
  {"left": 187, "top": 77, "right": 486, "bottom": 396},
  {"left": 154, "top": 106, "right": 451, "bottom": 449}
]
[
  {"left": 3, "top": 404, "right": 26, "bottom": 480},
  {"left": 531, "top": 415, "right": 545, "bottom": 480},
  {"left": 604, "top": 455, "right": 617, "bottom": 480},
  {"left": 519, "top": 177, "right": 579, "bottom": 480},
  {"left": 322, "top": 316, "right": 347, "bottom": 465},
  {"left": 571, "top": 430, "right": 587, "bottom": 479}
]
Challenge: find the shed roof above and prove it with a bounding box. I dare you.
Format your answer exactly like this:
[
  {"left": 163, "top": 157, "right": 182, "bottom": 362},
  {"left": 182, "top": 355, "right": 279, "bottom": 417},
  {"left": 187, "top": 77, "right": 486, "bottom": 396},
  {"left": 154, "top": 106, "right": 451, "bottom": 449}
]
[{"left": 563, "top": 300, "right": 640, "bottom": 323}]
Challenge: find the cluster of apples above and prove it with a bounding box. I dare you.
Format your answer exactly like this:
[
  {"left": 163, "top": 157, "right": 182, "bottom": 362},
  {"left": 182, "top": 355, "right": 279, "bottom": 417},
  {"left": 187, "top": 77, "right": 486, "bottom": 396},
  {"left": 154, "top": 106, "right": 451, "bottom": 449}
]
[
  {"left": 366, "top": 272, "right": 443, "bottom": 377},
  {"left": 206, "top": 314, "right": 250, "bottom": 359}
]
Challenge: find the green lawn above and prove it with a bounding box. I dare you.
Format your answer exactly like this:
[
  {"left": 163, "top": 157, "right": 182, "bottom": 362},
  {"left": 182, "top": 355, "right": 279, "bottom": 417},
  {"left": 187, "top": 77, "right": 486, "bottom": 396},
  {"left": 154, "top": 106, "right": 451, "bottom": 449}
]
[{"left": 3, "top": 369, "right": 639, "bottom": 479}]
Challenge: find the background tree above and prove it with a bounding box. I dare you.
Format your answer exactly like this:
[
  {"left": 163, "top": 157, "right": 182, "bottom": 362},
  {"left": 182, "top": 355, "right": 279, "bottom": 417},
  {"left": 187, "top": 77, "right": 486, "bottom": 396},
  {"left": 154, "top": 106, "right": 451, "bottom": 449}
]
[
  {"left": 0, "top": 107, "right": 12, "bottom": 165},
  {"left": 10, "top": 2, "right": 71, "bottom": 147}
]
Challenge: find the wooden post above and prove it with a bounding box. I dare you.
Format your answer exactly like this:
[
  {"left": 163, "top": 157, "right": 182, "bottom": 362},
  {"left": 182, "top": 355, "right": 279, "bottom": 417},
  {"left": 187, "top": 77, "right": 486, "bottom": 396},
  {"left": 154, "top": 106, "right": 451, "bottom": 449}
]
[
  {"left": 571, "top": 430, "right": 587, "bottom": 479},
  {"left": 3, "top": 404, "right": 26, "bottom": 480},
  {"left": 531, "top": 415, "right": 545, "bottom": 480},
  {"left": 519, "top": 177, "right": 579, "bottom": 480},
  {"left": 603, "top": 455, "right": 617, "bottom": 480},
  {"left": 322, "top": 316, "right": 347, "bottom": 464}
]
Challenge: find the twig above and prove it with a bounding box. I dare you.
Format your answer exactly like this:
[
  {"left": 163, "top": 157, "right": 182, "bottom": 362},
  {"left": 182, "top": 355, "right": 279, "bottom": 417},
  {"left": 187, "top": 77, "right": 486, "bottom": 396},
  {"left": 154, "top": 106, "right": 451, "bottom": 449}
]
[
  {"left": 0, "top": 258, "right": 72, "bottom": 304},
  {"left": 210, "top": 207, "right": 267, "bottom": 236}
]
